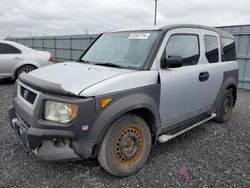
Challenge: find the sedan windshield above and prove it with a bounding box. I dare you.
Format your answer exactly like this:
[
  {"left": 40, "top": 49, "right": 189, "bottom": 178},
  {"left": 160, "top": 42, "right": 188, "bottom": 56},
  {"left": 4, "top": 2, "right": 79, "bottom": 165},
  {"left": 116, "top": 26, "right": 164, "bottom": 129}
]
[{"left": 81, "top": 31, "right": 159, "bottom": 69}]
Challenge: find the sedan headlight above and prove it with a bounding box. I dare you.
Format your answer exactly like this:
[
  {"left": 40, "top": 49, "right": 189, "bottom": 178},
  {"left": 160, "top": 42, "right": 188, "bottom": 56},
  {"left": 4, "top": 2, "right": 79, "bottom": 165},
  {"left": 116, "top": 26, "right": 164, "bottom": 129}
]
[{"left": 44, "top": 101, "right": 78, "bottom": 124}]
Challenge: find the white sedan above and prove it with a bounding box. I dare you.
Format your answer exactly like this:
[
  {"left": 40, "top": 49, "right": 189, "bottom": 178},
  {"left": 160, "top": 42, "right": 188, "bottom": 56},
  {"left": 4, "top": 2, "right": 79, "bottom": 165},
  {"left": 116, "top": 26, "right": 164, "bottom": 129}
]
[{"left": 0, "top": 40, "right": 54, "bottom": 80}]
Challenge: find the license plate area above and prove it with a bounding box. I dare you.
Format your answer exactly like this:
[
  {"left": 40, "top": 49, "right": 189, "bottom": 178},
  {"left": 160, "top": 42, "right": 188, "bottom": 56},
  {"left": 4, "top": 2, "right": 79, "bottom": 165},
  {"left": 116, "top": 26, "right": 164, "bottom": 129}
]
[{"left": 12, "top": 118, "right": 28, "bottom": 145}]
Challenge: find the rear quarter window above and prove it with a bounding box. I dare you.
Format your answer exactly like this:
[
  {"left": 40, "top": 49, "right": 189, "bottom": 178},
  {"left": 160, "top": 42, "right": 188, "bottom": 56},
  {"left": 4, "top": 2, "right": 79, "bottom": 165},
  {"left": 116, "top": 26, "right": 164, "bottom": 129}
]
[
  {"left": 204, "top": 35, "right": 219, "bottom": 63},
  {"left": 222, "top": 38, "right": 236, "bottom": 61},
  {"left": 0, "top": 43, "right": 21, "bottom": 54}
]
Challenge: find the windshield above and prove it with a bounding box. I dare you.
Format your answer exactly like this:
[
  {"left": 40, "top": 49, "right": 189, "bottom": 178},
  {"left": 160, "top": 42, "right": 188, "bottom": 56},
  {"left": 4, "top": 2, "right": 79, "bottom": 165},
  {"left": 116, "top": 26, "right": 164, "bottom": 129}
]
[{"left": 81, "top": 31, "right": 159, "bottom": 69}]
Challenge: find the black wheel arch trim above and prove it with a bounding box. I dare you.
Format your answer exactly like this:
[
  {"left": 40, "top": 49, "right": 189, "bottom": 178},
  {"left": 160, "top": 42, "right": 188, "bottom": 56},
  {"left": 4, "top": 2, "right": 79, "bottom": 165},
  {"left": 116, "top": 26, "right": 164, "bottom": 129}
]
[
  {"left": 211, "top": 70, "right": 238, "bottom": 113},
  {"left": 92, "top": 90, "right": 161, "bottom": 149}
]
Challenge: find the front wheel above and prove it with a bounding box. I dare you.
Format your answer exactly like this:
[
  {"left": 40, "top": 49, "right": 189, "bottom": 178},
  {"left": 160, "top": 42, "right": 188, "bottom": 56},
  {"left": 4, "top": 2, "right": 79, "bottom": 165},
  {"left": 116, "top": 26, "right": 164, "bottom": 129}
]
[
  {"left": 97, "top": 114, "right": 152, "bottom": 177},
  {"left": 214, "top": 89, "right": 234, "bottom": 123}
]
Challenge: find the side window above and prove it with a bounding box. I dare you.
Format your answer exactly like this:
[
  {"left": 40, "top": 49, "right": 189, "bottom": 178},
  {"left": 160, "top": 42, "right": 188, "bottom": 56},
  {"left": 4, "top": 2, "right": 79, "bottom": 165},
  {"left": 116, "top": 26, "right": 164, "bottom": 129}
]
[
  {"left": 222, "top": 38, "right": 236, "bottom": 61},
  {"left": 0, "top": 43, "right": 21, "bottom": 54},
  {"left": 204, "top": 35, "right": 219, "bottom": 63},
  {"left": 164, "top": 34, "right": 200, "bottom": 66}
]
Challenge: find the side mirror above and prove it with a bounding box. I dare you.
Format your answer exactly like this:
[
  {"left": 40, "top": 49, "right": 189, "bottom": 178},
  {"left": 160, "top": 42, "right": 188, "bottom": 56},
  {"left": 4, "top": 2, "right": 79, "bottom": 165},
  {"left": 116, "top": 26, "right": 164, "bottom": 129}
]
[{"left": 161, "top": 56, "right": 183, "bottom": 69}]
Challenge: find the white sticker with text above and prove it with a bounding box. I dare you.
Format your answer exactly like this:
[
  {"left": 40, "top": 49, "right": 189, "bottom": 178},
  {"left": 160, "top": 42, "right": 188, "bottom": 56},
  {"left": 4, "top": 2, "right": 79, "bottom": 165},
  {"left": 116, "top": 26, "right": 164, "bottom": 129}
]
[{"left": 128, "top": 33, "right": 150, "bottom": 40}]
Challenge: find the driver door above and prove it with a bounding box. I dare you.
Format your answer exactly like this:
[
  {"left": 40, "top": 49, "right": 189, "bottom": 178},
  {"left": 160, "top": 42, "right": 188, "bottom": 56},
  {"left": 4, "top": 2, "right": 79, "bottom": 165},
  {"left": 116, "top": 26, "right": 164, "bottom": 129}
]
[{"left": 158, "top": 28, "right": 210, "bottom": 126}]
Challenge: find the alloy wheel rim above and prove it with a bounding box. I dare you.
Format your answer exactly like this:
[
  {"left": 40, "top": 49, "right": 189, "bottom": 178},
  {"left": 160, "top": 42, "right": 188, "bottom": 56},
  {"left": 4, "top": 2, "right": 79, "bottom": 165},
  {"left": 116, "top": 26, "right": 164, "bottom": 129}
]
[{"left": 22, "top": 67, "right": 34, "bottom": 73}]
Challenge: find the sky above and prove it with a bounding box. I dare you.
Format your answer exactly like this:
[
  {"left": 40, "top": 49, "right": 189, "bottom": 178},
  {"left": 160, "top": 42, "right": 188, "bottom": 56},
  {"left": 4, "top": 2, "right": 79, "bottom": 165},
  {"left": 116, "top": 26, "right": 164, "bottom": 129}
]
[{"left": 1, "top": 0, "right": 250, "bottom": 38}]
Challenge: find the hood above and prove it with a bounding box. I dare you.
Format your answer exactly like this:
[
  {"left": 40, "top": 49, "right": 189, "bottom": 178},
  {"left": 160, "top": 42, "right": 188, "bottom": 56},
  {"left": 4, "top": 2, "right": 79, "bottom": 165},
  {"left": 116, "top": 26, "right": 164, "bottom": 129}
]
[{"left": 19, "top": 62, "right": 134, "bottom": 96}]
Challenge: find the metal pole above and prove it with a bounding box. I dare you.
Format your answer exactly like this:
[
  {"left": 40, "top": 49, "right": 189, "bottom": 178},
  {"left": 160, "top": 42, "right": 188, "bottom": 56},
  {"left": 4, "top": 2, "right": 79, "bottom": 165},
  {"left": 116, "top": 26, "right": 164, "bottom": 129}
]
[{"left": 154, "top": 0, "right": 157, "bottom": 26}]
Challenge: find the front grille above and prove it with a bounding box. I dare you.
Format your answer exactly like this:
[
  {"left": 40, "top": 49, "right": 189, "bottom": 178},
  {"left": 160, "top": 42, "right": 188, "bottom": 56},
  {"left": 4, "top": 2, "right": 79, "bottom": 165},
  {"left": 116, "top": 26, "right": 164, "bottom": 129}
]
[{"left": 20, "top": 86, "right": 37, "bottom": 104}]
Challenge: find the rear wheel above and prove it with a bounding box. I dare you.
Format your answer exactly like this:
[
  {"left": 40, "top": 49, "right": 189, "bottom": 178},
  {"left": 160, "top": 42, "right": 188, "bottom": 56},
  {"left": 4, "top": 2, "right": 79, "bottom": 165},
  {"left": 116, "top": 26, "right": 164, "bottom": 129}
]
[
  {"left": 214, "top": 89, "right": 234, "bottom": 123},
  {"left": 97, "top": 114, "right": 151, "bottom": 177},
  {"left": 16, "top": 65, "right": 36, "bottom": 78}
]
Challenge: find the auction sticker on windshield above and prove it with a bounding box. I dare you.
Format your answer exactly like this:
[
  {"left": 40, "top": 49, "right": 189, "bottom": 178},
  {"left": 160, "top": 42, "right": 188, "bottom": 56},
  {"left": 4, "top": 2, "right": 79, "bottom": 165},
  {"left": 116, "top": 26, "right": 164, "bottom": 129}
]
[{"left": 128, "top": 33, "right": 150, "bottom": 40}]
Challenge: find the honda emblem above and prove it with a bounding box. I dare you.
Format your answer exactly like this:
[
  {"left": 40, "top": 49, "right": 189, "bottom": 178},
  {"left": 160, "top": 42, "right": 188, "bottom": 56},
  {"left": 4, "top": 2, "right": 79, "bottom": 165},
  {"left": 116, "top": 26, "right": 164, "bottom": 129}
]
[{"left": 24, "top": 90, "right": 29, "bottom": 99}]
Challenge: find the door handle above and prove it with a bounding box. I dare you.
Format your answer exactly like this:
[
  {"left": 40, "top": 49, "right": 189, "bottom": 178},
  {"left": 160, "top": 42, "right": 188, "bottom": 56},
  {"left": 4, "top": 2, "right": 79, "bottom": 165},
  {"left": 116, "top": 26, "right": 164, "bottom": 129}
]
[
  {"left": 199, "top": 71, "right": 209, "bottom": 82},
  {"left": 14, "top": 57, "right": 22, "bottom": 60}
]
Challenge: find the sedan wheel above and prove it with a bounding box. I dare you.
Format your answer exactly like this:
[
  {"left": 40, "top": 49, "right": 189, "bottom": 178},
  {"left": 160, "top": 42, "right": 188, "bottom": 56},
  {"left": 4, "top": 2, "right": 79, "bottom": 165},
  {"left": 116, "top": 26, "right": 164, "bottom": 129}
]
[{"left": 16, "top": 65, "right": 36, "bottom": 78}]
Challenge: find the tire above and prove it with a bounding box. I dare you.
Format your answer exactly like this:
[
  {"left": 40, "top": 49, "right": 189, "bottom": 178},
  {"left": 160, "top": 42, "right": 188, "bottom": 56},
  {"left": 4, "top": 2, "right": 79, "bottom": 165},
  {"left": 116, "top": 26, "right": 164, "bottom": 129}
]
[
  {"left": 16, "top": 65, "right": 36, "bottom": 78},
  {"left": 97, "top": 114, "right": 152, "bottom": 177},
  {"left": 214, "top": 89, "right": 234, "bottom": 123}
]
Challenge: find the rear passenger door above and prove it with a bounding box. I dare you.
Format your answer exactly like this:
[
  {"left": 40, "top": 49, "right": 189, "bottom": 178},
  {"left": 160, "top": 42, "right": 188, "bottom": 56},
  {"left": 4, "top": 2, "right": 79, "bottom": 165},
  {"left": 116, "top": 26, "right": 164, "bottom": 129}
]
[
  {"left": 198, "top": 32, "right": 224, "bottom": 111},
  {"left": 157, "top": 28, "right": 223, "bottom": 127}
]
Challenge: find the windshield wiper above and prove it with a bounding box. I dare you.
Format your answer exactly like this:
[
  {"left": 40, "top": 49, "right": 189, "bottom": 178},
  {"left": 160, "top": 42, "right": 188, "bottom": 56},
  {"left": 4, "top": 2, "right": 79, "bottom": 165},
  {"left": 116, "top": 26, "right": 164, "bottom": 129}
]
[
  {"left": 94, "top": 63, "right": 123, "bottom": 68},
  {"left": 77, "top": 59, "right": 89, "bottom": 64}
]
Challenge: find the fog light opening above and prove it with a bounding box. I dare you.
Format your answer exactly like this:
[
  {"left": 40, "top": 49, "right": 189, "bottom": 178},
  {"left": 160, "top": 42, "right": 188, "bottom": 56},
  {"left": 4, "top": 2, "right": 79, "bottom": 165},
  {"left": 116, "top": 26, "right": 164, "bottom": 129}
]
[{"left": 51, "top": 138, "right": 66, "bottom": 148}]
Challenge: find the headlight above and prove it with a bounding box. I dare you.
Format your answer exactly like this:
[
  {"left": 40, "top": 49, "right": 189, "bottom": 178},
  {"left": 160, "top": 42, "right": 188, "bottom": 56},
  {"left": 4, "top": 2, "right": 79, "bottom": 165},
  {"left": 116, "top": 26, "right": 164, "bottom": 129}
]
[{"left": 44, "top": 101, "right": 78, "bottom": 124}]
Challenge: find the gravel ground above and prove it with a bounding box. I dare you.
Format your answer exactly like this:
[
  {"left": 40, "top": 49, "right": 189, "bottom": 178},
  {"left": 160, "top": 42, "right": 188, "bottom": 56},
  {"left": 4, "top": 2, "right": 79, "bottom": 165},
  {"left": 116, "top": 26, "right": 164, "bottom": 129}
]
[{"left": 0, "top": 79, "right": 249, "bottom": 188}]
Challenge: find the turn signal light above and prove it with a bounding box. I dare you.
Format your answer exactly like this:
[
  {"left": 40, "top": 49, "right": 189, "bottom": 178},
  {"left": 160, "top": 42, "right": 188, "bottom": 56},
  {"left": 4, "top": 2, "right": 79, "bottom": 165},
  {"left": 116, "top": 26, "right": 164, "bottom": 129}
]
[{"left": 100, "top": 98, "right": 112, "bottom": 108}]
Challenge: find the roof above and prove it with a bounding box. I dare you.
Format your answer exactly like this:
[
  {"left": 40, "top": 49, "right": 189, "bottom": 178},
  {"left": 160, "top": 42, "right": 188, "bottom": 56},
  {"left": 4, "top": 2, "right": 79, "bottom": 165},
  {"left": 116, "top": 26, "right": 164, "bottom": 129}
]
[
  {"left": 108, "top": 24, "right": 234, "bottom": 39},
  {"left": 160, "top": 24, "right": 234, "bottom": 38}
]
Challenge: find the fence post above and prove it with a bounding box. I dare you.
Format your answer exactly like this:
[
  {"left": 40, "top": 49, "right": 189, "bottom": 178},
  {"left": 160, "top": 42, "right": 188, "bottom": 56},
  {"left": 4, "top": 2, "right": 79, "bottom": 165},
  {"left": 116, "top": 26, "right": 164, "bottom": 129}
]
[
  {"left": 70, "top": 37, "right": 73, "bottom": 61},
  {"left": 54, "top": 37, "right": 57, "bottom": 61},
  {"left": 42, "top": 38, "right": 44, "bottom": 51},
  {"left": 32, "top": 38, "right": 34, "bottom": 48}
]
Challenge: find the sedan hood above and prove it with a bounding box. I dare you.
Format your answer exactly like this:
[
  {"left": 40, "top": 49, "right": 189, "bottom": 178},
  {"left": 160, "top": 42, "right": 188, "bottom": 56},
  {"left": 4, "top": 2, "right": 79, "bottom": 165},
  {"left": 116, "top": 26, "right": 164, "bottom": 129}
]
[{"left": 19, "top": 62, "right": 134, "bottom": 96}]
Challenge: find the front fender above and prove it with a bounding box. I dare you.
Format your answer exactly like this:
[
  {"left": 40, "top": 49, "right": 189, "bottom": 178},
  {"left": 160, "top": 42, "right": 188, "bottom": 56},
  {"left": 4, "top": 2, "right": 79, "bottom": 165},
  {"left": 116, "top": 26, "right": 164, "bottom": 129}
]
[{"left": 90, "top": 84, "right": 161, "bottom": 145}]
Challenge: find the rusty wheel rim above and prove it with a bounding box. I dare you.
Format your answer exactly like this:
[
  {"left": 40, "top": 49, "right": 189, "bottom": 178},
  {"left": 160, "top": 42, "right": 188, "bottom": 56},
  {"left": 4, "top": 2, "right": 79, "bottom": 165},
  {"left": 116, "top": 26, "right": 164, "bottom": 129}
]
[
  {"left": 114, "top": 125, "right": 144, "bottom": 164},
  {"left": 223, "top": 96, "right": 231, "bottom": 113}
]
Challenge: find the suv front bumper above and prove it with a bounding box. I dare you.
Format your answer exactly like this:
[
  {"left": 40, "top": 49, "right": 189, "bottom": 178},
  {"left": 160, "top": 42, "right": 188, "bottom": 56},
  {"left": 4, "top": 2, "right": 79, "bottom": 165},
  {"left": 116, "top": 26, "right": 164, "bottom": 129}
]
[
  {"left": 8, "top": 81, "right": 107, "bottom": 161},
  {"left": 9, "top": 105, "right": 88, "bottom": 160}
]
